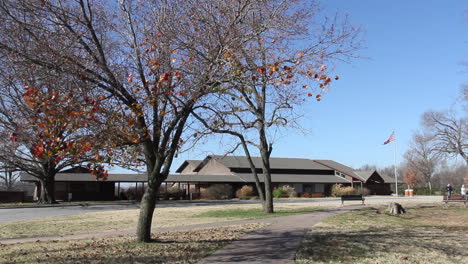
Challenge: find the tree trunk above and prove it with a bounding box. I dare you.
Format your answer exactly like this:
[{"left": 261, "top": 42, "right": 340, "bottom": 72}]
[
  {"left": 259, "top": 121, "right": 274, "bottom": 213},
  {"left": 428, "top": 181, "right": 432, "bottom": 194},
  {"left": 38, "top": 177, "right": 57, "bottom": 204},
  {"left": 460, "top": 151, "right": 467, "bottom": 166},
  {"left": 263, "top": 177, "right": 273, "bottom": 213},
  {"left": 260, "top": 144, "right": 273, "bottom": 213},
  {"left": 136, "top": 182, "right": 158, "bottom": 242},
  {"left": 388, "top": 202, "right": 405, "bottom": 215},
  {"left": 239, "top": 138, "right": 265, "bottom": 209}
]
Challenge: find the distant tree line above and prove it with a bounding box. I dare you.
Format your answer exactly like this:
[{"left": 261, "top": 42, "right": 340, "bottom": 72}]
[{"left": 362, "top": 87, "right": 467, "bottom": 193}]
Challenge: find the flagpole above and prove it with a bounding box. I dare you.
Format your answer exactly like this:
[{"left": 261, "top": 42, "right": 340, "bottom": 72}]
[{"left": 394, "top": 129, "right": 398, "bottom": 196}]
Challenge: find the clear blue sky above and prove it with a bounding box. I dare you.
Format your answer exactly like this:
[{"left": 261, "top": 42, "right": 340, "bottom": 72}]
[{"left": 117, "top": 1, "right": 468, "bottom": 173}]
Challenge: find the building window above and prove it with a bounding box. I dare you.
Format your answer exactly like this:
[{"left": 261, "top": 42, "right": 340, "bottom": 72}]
[
  {"left": 314, "top": 184, "right": 324, "bottom": 192},
  {"left": 335, "top": 171, "right": 345, "bottom": 178}
]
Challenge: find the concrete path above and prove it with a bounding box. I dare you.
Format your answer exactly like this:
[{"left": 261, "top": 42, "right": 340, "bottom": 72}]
[{"left": 198, "top": 207, "right": 359, "bottom": 264}]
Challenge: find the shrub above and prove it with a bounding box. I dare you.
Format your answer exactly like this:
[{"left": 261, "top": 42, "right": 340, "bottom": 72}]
[
  {"left": 331, "top": 184, "right": 369, "bottom": 197},
  {"left": 300, "top": 192, "right": 312, "bottom": 198},
  {"left": 201, "top": 184, "right": 233, "bottom": 200},
  {"left": 281, "top": 185, "right": 297, "bottom": 198},
  {"left": 236, "top": 185, "right": 254, "bottom": 199},
  {"left": 273, "top": 185, "right": 297, "bottom": 198},
  {"left": 273, "top": 188, "right": 284, "bottom": 198},
  {"left": 355, "top": 187, "right": 370, "bottom": 196},
  {"left": 331, "top": 184, "right": 354, "bottom": 196},
  {"left": 166, "top": 186, "right": 186, "bottom": 200},
  {"left": 126, "top": 186, "right": 145, "bottom": 201},
  {"left": 413, "top": 187, "right": 445, "bottom": 195}
]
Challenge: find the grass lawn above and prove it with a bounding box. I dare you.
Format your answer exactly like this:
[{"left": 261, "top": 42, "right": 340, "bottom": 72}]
[
  {"left": 0, "top": 203, "right": 323, "bottom": 239},
  {"left": 0, "top": 223, "right": 266, "bottom": 264},
  {"left": 195, "top": 207, "right": 322, "bottom": 219},
  {"left": 296, "top": 205, "right": 468, "bottom": 264}
]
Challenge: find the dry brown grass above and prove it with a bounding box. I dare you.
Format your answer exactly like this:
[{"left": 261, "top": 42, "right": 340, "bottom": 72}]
[
  {"left": 296, "top": 205, "right": 468, "bottom": 264},
  {"left": 0, "top": 201, "right": 442, "bottom": 240},
  {"left": 0, "top": 203, "right": 325, "bottom": 239},
  {"left": 0, "top": 223, "right": 266, "bottom": 264}
]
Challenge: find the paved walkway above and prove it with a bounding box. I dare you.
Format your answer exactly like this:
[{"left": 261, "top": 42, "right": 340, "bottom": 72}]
[{"left": 198, "top": 207, "right": 359, "bottom": 264}]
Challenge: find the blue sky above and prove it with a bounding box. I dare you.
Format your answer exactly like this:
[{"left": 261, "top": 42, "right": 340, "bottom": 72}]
[{"left": 116, "top": 1, "right": 467, "bottom": 173}]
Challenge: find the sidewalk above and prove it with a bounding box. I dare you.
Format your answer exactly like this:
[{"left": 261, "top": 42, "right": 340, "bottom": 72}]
[{"left": 198, "top": 206, "right": 359, "bottom": 264}]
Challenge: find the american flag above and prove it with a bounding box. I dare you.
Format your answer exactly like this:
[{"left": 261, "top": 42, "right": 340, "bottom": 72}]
[{"left": 383, "top": 131, "right": 395, "bottom": 145}]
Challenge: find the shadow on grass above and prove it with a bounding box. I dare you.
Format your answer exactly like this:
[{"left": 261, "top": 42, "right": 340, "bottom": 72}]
[
  {"left": 298, "top": 224, "right": 467, "bottom": 263},
  {"left": 1, "top": 238, "right": 222, "bottom": 264}
]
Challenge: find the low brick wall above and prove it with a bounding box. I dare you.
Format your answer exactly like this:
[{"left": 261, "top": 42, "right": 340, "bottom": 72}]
[{"left": 0, "top": 191, "right": 25, "bottom": 203}]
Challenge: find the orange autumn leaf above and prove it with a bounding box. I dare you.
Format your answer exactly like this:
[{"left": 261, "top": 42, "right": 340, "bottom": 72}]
[
  {"left": 256, "top": 67, "right": 266, "bottom": 74},
  {"left": 127, "top": 73, "right": 134, "bottom": 83},
  {"left": 83, "top": 143, "right": 93, "bottom": 152}
]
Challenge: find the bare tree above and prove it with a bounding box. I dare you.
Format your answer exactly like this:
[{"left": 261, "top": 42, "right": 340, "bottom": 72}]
[
  {"left": 422, "top": 111, "right": 467, "bottom": 165},
  {"left": 432, "top": 162, "right": 467, "bottom": 188},
  {"left": 0, "top": 163, "right": 19, "bottom": 191},
  {"left": 459, "top": 85, "right": 468, "bottom": 115},
  {"left": 403, "top": 132, "right": 441, "bottom": 192},
  {"left": 359, "top": 164, "right": 377, "bottom": 171},
  {"left": 193, "top": 0, "right": 361, "bottom": 213}
]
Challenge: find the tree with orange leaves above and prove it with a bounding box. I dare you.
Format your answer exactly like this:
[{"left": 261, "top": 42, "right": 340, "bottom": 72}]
[
  {"left": 403, "top": 168, "right": 422, "bottom": 190},
  {"left": 0, "top": 73, "right": 108, "bottom": 203}
]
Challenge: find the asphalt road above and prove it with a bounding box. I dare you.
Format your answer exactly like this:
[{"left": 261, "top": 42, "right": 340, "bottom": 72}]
[
  {"left": 0, "top": 196, "right": 442, "bottom": 224},
  {"left": 0, "top": 204, "right": 140, "bottom": 223}
]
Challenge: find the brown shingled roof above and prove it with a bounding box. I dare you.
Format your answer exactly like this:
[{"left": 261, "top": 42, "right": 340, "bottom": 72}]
[{"left": 194, "top": 155, "right": 330, "bottom": 172}]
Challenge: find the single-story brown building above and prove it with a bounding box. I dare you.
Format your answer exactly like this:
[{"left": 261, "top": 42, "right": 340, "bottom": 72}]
[
  {"left": 20, "top": 155, "right": 392, "bottom": 201},
  {"left": 173, "top": 155, "right": 392, "bottom": 196}
]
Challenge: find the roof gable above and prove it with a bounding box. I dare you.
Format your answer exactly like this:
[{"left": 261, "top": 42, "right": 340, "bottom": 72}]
[
  {"left": 353, "top": 170, "right": 390, "bottom": 184},
  {"left": 366, "top": 172, "right": 387, "bottom": 184},
  {"left": 175, "top": 160, "right": 202, "bottom": 173},
  {"left": 354, "top": 170, "right": 375, "bottom": 181}
]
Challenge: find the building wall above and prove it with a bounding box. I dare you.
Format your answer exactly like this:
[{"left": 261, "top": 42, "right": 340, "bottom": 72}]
[
  {"left": 42, "top": 182, "right": 116, "bottom": 201},
  {"left": 278, "top": 183, "right": 326, "bottom": 194},
  {"left": 365, "top": 183, "right": 392, "bottom": 195},
  {"left": 180, "top": 163, "right": 198, "bottom": 174},
  {"left": 0, "top": 191, "right": 24, "bottom": 203},
  {"left": 293, "top": 183, "right": 303, "bottom": 193}
]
